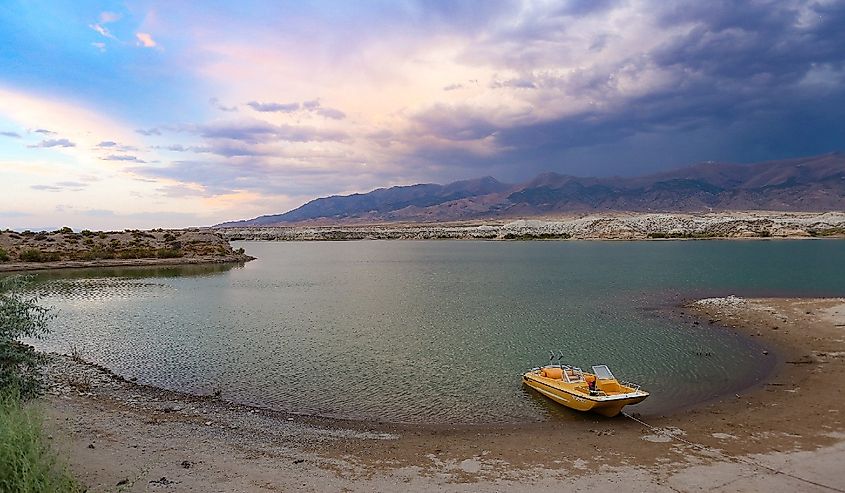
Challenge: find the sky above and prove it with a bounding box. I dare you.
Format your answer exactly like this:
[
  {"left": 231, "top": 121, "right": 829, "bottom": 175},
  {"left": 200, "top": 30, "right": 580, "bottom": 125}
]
[{"left": 1, "top": 0, "right": 843, "bottom": 229}]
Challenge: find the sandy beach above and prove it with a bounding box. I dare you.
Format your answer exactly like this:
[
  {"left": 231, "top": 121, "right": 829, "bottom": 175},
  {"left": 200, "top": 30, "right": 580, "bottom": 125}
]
[{"left": 37, "top": 297, "right": 845, "bottom": 492}]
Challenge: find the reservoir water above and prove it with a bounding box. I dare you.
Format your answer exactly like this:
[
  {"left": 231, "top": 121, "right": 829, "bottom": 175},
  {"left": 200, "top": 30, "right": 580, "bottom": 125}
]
[{"left": 23, "top": 240, "right": 845, "bottom": 424}]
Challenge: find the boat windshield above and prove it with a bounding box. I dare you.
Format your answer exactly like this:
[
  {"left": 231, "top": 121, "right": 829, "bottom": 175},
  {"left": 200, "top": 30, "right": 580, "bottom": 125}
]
[{"left": 591, "top": 365, "right": 615, "bottom": 380}]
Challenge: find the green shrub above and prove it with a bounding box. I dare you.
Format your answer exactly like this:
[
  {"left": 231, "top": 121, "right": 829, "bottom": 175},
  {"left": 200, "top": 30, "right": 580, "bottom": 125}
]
[
  {"left": 19, "top": 249, "right": 42, "bottom": 262},
  {"left": 57, "top": 227, "right": 73, "bottom": 234},
  {"left": 19, "top": 250, "right": 60, "bottom": 262},
  {"left": 0, "top": 277, "right": 53, "bottom": 398},
  {"left": 155, "top": 248, "right": 183, "bottom": 259},
  {"left": 0, "top": 390, "right": 81, "bottom": 492},
  {"left": 0, "top": 248, "right": 8, "bottom": 262}
]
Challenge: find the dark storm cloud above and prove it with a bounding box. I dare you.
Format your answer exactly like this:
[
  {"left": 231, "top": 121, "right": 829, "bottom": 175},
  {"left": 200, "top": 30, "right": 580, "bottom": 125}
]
[
  {"left": 409, "top": 0, "right": 845, "bottom": 177},
  {"left": 553, "top": 0, "right": 618, "bottom": 17},
  {"left": 411, "top": 104, "right": 499, "bottom": 141}
]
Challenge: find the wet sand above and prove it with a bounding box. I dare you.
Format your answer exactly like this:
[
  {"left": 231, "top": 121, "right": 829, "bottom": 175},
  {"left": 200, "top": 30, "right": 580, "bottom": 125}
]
[{"left": 39, "top": 297, "right": 845, "bottom": 491}]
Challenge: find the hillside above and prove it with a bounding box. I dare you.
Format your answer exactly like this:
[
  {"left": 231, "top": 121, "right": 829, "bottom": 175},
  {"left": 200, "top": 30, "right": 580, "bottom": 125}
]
[{"left": 217, "top": 153, "right": 845, "bottom": 227}]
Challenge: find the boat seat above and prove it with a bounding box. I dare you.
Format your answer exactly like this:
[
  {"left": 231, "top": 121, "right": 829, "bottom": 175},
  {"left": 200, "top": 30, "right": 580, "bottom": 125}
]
[{"left": 597, "top": 380, "right": 623, "bottom": 393}]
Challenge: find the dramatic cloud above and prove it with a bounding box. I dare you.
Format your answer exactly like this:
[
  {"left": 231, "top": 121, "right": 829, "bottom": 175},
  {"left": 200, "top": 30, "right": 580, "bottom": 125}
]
[
  {"left": 2, "top": 0, "right": 844, "bottom": 228},
  {"left": 28, "top": 138, "right": 76, "bottom": 148}
]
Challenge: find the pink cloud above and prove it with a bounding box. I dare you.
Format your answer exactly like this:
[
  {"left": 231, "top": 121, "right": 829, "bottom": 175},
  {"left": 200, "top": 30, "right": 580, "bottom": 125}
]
[{"left": 136, "top": 32, "right": 157, "bottom": 48}]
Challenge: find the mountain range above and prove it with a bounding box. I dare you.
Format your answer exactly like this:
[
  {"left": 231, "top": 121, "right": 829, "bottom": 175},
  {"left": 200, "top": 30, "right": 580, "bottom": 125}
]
[{"left": 217, "top": 152, "right": 845, "bottom": 227}]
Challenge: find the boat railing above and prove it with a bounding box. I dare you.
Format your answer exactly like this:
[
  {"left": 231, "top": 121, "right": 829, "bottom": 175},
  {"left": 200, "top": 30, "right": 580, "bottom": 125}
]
[{"left": 620, "top": 380, "right": 641, "bottom": 392}]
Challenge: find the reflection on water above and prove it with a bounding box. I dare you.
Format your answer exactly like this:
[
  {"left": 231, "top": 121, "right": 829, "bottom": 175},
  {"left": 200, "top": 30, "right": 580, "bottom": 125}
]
[{"left": 24, "top": 240, "right": 845, "bottom": 424}]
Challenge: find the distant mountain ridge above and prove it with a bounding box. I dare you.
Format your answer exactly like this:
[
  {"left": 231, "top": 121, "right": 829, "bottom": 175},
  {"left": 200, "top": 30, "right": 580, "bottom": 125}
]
[{"left": 217, "top": 153, "right": 845, "bottom": 227}]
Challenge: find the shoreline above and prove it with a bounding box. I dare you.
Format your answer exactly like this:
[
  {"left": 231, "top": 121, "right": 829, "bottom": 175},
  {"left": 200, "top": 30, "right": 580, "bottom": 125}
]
[
  {"left": 0, "top": 254, "right": 255, "bottom": 273},
  {"left": 39, "top": 297, "right": 845, "bottom": 491},
  {"left": 217, "top": 211, "right": 845, "bottom": 241}
]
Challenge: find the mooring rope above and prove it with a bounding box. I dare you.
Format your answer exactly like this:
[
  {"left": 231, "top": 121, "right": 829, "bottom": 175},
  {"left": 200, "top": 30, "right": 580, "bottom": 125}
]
[{"left": 622, "top": 412, "right": 845, "bottom": 493}]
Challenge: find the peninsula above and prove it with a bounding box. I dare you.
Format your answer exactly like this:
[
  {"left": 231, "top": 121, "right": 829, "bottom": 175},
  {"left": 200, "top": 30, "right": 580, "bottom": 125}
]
[{"left": 0, "top": 228, "right": 252, "bottom": 272}]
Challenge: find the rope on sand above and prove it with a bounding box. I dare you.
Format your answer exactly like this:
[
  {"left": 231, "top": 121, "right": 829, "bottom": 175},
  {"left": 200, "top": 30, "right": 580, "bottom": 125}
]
[{"left": 622, "top": 412, "right": 845, "bottom": 493}]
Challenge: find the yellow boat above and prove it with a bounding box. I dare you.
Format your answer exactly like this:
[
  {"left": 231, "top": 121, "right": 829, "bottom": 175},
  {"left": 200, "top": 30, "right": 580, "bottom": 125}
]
[{"left": 522, "top": 361, "right": 649, "bottom": 417}]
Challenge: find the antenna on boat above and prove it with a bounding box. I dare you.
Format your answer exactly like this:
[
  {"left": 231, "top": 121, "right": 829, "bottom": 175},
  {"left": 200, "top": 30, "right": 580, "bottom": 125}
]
[
  {"left": 548, "top": 350, "right": 555, "bottom": 363},
  {"left": 558, "top": 350, "right": 565, "bottom": 365}
]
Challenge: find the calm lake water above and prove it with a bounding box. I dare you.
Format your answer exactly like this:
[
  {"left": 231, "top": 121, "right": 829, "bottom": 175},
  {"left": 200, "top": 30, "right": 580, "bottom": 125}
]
[{"left": 22, "top": 240, "right": 845, "bottom": 424}]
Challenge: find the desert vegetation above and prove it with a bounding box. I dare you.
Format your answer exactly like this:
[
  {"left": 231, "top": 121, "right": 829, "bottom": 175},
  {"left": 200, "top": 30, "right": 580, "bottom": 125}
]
[
  {"left": 0, "top": 227, "right": 250, "bottom": 268},
  {"left": 0, "top": 276, "right": 81, "bottom": 492}
]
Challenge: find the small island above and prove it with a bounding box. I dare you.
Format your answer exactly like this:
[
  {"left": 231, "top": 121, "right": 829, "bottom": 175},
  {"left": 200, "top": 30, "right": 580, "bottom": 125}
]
[{"left": 0, "top": 228, "right": 253, "bottom": 272}]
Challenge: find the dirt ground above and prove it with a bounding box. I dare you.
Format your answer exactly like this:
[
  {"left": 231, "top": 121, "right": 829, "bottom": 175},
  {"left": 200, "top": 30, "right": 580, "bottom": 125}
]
[{"left": 39, "top": 297, "right": 845, "bottom": 492}]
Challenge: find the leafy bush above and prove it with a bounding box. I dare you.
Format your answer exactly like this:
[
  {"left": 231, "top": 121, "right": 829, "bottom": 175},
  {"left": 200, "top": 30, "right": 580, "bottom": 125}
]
[
  {"left": 155, "top": 248, "right": 183, "bottom": 259},
  {"left": 57, "top": 227, "right": 73, "bottom": 234},
  {"left": 0, "top": 248, "right": 8, "bottom": 262},
  {"left": 18, "top": 250, "right": 60, "bottom": 262},
  {"left": 19, "top": 249, "right": 42, "bottom": 262},
  {"left": 0, "top": 277, "right": 53, "bottom": 398}
]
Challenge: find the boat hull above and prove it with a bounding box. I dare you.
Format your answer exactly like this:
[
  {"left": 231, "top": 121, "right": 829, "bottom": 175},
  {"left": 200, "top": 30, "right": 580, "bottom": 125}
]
[{"left": 522, "top": 373, "right": 648, "bottom": 417}]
